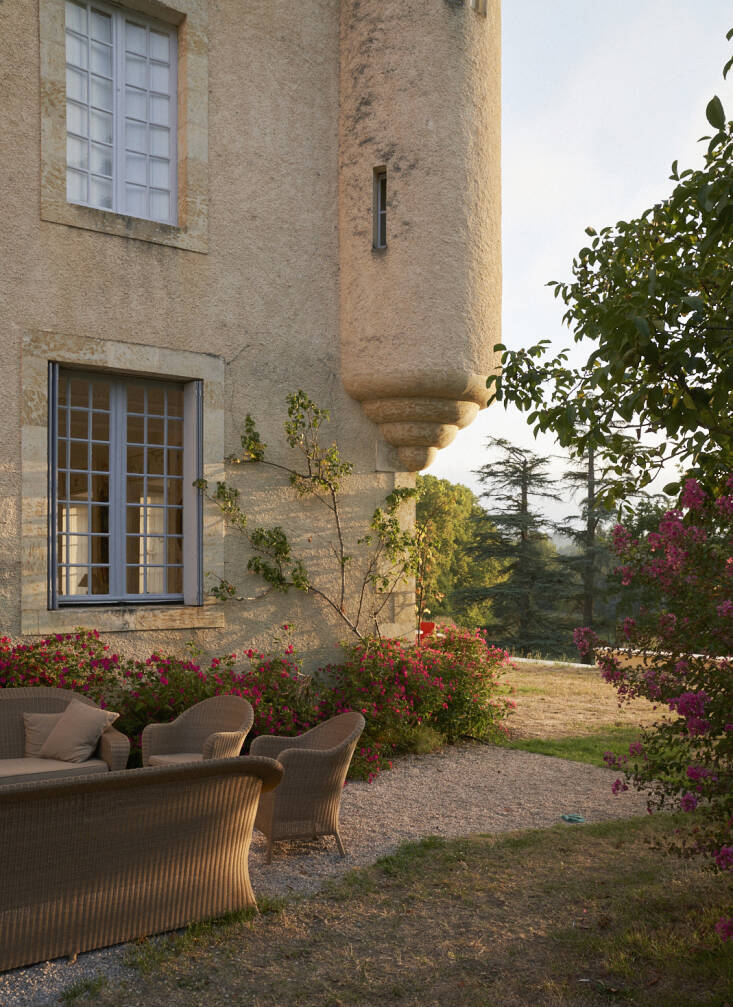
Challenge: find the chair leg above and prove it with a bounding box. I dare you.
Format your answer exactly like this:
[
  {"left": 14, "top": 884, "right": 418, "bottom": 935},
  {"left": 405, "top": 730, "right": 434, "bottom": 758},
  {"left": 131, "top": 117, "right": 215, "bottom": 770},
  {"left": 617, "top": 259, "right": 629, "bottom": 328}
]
[{"left": 335, "top": 830, "right": 346, "bottom": 857}]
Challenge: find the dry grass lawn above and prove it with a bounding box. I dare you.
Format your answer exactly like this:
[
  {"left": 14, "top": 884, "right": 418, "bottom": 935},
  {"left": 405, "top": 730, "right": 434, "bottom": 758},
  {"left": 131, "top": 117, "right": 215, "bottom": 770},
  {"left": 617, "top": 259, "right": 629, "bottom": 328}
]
[{"left": 503, "top": 661, "right": 660, "bottom": 740}]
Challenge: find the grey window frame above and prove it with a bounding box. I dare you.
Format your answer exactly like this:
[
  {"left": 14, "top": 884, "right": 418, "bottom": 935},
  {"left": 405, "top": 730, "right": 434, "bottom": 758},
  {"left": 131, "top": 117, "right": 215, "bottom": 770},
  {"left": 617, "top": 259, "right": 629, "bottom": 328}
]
[
  {"left": 48, "top": 364, "right": 203, "bottom": 609},
  {"left": 373, "top": 166, "right": 387, "bottom": 249}
]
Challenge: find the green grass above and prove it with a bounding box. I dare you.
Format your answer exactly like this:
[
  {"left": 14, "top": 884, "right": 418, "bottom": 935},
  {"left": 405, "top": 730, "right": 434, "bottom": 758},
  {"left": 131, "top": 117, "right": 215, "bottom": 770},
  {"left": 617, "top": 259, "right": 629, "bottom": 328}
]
[
  {"left": 59, "top": 975, "right": 108, "bottom": 1003},
  {"left": 502, "top": 725, "right": 643, "bottom": 767}
]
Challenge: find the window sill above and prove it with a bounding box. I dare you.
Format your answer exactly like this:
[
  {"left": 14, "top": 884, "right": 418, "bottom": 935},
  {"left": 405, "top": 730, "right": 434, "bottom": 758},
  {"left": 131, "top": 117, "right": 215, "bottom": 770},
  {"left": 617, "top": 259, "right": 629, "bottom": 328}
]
[
  {"left": 40, "top": 199, "right": 208, "bottom": 254},
  {"left": 23, "top": 600, "right": 225, "bottom": 636}
]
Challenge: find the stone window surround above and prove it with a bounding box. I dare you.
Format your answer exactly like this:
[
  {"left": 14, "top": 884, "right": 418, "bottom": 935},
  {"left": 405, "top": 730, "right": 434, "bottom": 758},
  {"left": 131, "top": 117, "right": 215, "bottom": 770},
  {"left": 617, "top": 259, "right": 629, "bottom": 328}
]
[
  {"left": 21, "top": 331, "right": 225, "bottom": 635},
  {"left": 40, "top": 0, "right": 208, "bottom": 253}
]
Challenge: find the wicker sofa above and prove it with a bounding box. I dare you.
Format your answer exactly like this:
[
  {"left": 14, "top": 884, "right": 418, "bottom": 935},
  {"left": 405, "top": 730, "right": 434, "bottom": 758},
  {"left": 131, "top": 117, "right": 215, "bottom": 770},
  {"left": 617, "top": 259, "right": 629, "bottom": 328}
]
[
  {"left": 0, "top": 687, "right": 130, "bottom": 785},
  {"left": 0, "top": 756, "right": 283, "bottom": 972}
]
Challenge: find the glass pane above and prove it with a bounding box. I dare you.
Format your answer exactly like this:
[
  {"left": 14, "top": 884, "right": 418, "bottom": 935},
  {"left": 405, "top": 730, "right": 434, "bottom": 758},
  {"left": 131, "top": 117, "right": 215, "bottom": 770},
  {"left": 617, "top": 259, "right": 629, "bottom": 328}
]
[
  {"left": 167, "top": 388, "right": 183, "bottom": 417},
  {"left": 67, "top": 568, "right": 89, "bottom": 596},
  {"left": 150, "top": 63, "right": 169, "bottom": 94},
  {"left": 91, "top": 411, "right": 109, "bottom": 440},
  {"left": 58, "top": 564, "right": 66, "bottom": 596},
  {"left": 167, "top": 418, "right": 182, "bottom": 446},
  {"left": 91, "top": 567, "right": 110, "bottom": 594},
  {"left": 91, "top": 535, "right": 109, "bottom": 565},
  {"left": 127, "top": 385, "right": 146, "bottom": 412},
  {"left": 145, "top": 535, "right": 165, "bottom": 561},
  {"left": 90, "top": 143, "right": 113, "bottom": 177},
  {"left": 125, "top": 152, "right": 147, "bottom": 186},
  {"left": 90, "top": 10, "right": 112, "bottom": 43},
  {"left": 89, "top": 175, "right": 113, "bottom": 209},
  {"left": 92, "top": 383, "right": 109, "bottom": 409},
  {"left": 125, "top": 120, "right": 146, "bottom": 153},
  {"left": 126, "top": 537, "right": 141, "bottom": 564},
  {"left": 148, "top": 388, "right": 164, "bottom": 414},
  {"left": 66, "top": 67, "right": 87, "bottom": 103},
  {"left": 147, "top": 448, "right": 164, "bottom": 474},
  {"left": 125, "top": 87, "right": 147, "bottom": 122},
  {"left": 149, "top": 31, "right": 169, "bottom": 62},
  {"left": 66, "top": 102, "right": 88, "bottom": 138},
  {"left": 58, "top": 440, "right": 67, "bottom": 469},
  {"left": 147, "top": 568, "right": 165, "bottom": 594},
  {"left": 167, "top": 477, "right": 183, "bottom": 506},
  {"left": 69, "top": 409, "right": 88, "bottom": 439},
  {"left": 91, "top": 441, "right": 109, "bottom": 472},
  {"left": 90, "top": 506, "right": 108, "bottom": 536},
  {"left": 69, "top": 380, "right": 90, "bottom": 408},
  {"left": 150, "top": 126, "right": 169, "bottom": 158},
  {"left": 125, "top": 21, "right": 147, "bottom": 56},
  {"left": 90, "top": 75, "right": 113, "bottom": 113},
  {"left": 150, "top": 95, "right": 169, "bottom": 126},
  {"left": 127, "top": 414, "right": 145, "bottom": 443},
  {"left": 58, "top": 380, "right": 68, "bottom": 406},
  {"left": 126, "top": 477, "right": 145, "bottom": 503},
  {"left": 167, "top": 566, "right": 183, "bottom": 594},
  {"left": 57, "top": 471, "right": 67, "bottom": 500},
  {"left": 90, "top": 41, "right": 112, "bottom": 77},
  {"left": 167, "top": 508, "right": 183, "bottom": 536},
  {"left": 147, "top": 416, "right": 164, "bottom": 444},
  {"left": 127, "top": 444, "right": 145, "bottom": 474},
  {"left": 150, "top": 157, "right": 169, "bottom": 189},
  {"left": 146, "top": 475, "right": 164, "bottom": 500},
  {"left": 90, "top": 109, "right": 113, "bottom": 144},
  {"left": 66, "top": 530, "right": 89, "bottom": 562},
  {"left": 150, "top": 189, "right": 170, "bottom": 222},
  {"left": 91, "top": 474, "right": 109, "bottom": 502},
  {"left": 66, "top": 32, "right": 87, "bottom": 70},
  {"left": 68, "top": 472, "right": 88, "bottom": 499},
  {"left": 126, "top": 506, "right": 142, "bottom": 534},
  {"left": 167, "top": 537, "right": 182, "bottom": 565},
  {"left": 167, "top": 448, "right": 182, "bottom": 476},
  {"left": 126, "top": 566, "right": 143, "bottom": 594},
  {"left": 65, "top": 1, "right": 86, "bottom": 34},
  {"left": 125, "top": 54, "right": 147, "bottom": 88},
  {"left": 125, "top": 184, "right": 147, "bottom": 218},
  {"left": 69, "top": 441, "right": 88, "bottom": 470},
  {"left": 66, "top": 135, "right": 88, "bottom": 171}
]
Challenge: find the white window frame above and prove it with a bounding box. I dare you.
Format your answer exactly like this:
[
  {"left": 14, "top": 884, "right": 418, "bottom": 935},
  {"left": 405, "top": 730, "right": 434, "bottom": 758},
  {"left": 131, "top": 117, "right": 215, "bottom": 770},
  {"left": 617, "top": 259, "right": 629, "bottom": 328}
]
[
  {"left": 64, "top": 0, "right": 178, "bottom": 225},
  {"left": 48, "top": 366, "right": 203, "bottom": 608}
]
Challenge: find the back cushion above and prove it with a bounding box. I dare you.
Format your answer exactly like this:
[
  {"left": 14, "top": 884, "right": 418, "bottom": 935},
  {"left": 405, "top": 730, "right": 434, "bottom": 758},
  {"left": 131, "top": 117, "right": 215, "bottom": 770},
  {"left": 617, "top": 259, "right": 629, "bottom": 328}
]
[{"left": 23, "top": 712, "right": 63, "bottom": 757}]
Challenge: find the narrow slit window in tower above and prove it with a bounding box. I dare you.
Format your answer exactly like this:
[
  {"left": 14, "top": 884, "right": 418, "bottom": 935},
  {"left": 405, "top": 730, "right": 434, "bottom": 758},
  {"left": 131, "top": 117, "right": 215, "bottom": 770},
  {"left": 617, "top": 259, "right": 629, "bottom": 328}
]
[{"left": 373, "top": 167, "right": 387, "bottom": 249}]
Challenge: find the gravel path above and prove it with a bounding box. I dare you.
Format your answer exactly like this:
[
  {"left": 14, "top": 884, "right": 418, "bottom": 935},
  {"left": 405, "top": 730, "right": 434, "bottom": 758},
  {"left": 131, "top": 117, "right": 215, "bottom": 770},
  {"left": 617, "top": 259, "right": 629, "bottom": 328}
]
[{"left": 0, "top": 744, "right": 647, "bottom": 1006}]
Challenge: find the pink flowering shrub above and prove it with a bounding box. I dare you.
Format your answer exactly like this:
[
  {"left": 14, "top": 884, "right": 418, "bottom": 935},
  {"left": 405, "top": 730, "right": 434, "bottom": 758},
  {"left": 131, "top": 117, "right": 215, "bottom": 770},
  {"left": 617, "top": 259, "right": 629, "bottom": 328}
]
[
  {"left": 576, "top": 476, "right": 733, "bottom": 877},
  {"left": 316, "top": 625, "right": 513, "bottom": 779}
]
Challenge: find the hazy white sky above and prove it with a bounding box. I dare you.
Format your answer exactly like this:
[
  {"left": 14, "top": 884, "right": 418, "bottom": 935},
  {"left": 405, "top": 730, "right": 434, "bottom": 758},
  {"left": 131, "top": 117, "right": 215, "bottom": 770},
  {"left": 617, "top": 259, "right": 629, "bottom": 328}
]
[{"left": 427, "top": 1, "right": 733, "bottom": 515}]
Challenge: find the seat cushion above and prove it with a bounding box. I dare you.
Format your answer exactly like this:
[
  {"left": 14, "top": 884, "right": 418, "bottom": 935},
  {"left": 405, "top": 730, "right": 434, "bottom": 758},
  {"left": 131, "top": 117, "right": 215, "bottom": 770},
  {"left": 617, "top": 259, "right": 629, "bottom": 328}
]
[
  {"left": 148, "top": 753, "right": 204, "bottom": 767},
  {"left": 0, "top": 757, "right": 109, "bottom": 786},
  {"left": 40, "top": 700, "right": 119, "bottom": 763}
]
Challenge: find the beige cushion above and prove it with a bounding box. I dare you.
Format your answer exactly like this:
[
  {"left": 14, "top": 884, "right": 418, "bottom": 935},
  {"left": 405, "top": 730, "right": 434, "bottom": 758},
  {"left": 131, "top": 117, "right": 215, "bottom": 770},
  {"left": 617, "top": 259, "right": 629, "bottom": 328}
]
[
  {"left": 0, "top": 757, "right": 109, "bottom": 786},
  {"left": 148, "top": 753, "right": 204, "bottom": 767},
  {"left": 23, "top": 712, "right": 62, "bottom": 757},
  {"left": 40, "top": 701, "right": 119, "bottom": 764}
]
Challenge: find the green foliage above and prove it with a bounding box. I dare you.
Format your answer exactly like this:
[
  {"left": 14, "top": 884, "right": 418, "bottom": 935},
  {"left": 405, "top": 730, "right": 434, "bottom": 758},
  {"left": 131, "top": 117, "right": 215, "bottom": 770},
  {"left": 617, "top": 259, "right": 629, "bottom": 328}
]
[
  {"left": 467, "top": 437, "right": 574, "bottom": 657},
  {"left": 415, "top": 474, "right": 498, "bottom": 628},
  {"left": 199, "top": 391, "right": 417, "bottom": 640},
  {"left": 488, "top": 42, "right": 733, "bottom": 503}
]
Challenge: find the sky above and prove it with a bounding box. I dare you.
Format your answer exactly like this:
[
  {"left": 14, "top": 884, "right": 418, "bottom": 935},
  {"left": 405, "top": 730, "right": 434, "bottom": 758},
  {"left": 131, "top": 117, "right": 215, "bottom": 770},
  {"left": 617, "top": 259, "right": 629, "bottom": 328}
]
[{"left": 426, "top": 0, "right": 733, "bottom": 522}]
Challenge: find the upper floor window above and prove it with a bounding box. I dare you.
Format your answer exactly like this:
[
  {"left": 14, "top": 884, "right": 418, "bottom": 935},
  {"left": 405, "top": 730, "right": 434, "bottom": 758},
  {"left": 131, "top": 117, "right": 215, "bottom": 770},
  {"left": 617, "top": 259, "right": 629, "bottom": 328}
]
[
  {"left": 373, "top": 167, "right": 387, "bottom": 249},
  {"left": 64, "top": 1, "right": 177, "bottom": 224},
  {"left": 50, "top": 370, "right": 202, "bottom": 606}
]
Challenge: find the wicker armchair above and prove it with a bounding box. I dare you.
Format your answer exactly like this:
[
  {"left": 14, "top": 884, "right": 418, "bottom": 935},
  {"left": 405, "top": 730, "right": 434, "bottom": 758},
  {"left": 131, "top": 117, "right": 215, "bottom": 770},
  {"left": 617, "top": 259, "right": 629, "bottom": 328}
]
[
  {"left": 250, "top": 712, "right": 365, "bottom": 862},
  {"left": 141, "top": 695, "right": 254, "bottom": 767}
]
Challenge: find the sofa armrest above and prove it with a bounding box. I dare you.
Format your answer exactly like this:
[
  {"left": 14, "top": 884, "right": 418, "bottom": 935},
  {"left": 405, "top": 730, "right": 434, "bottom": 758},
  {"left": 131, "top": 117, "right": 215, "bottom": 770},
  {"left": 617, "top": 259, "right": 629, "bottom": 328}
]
[
  {"left": 202, "top": 731, "right": 246, "bottom": 761},
  {"left": 97, "top": 726, "right": 130, "bottom": 772}
]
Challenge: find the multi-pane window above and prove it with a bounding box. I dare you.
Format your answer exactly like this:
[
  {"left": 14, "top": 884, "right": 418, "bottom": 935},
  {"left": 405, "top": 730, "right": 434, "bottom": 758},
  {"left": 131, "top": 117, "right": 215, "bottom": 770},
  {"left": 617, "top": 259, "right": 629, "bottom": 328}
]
[
  {"left": 64, "top": 1, "right": 177, "bottom": 224},
  {"left": 373, "top": 167, "right": 387, "bottom": 249},
  {"left": 51, "top": 371, "right": 200, "bottom": 605}
]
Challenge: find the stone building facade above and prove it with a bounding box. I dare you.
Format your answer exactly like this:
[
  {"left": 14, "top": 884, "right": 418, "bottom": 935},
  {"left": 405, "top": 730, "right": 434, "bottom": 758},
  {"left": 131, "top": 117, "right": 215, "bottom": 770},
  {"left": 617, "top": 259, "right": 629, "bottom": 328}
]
[{"left": 0, "top": 0, "right": 501, "bottom": 663}]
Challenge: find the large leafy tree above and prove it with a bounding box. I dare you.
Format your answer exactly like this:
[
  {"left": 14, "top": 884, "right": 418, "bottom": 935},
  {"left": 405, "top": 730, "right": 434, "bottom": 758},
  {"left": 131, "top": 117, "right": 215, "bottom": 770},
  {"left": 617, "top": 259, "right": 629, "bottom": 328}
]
[
  {"left": 466, "top": 438, "right": 572, "bottom": 658},
  {"left": 415, "top": 474, "right": 498, "bottom": 628},
  {"left": 488, "top": 45, "right": 733, "bottom": 504}
]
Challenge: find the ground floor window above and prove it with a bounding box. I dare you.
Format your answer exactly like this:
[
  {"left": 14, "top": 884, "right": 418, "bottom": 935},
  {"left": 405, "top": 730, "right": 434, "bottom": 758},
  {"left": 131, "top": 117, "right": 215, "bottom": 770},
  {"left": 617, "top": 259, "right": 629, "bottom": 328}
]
[{"left": 49, "top": 367, "right": 202, "bottom": 606}]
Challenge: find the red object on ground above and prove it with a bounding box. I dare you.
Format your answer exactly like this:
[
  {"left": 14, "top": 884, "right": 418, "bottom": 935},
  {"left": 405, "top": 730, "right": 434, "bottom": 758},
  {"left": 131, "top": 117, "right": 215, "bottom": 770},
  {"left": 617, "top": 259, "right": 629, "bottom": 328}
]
[{"left": 419, "top": 621, "right": 436, "bottom": 637}]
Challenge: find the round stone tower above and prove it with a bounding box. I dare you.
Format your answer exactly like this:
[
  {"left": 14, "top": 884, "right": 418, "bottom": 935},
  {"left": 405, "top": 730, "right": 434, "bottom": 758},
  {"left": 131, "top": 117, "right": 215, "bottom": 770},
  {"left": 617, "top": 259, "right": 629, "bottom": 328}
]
[{"left": 338, "top": 0, "right": 501, "bottom": 472}]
